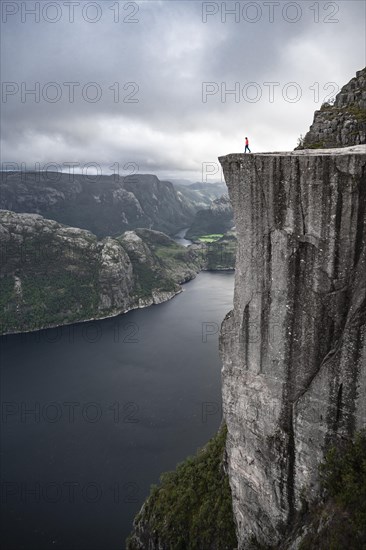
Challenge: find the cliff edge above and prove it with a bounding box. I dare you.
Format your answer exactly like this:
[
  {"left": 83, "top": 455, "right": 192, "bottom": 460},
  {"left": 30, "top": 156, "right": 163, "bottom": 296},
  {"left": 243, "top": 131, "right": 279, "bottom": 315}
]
[{"left": 218, "top": 145, "right": 366, "bottom": 547}]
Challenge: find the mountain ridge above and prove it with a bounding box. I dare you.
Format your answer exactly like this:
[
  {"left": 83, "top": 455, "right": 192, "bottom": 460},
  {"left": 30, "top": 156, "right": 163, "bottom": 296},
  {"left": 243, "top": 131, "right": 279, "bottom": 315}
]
[{"left": 0, "top": 172, "right": 201, "bottom": 238}]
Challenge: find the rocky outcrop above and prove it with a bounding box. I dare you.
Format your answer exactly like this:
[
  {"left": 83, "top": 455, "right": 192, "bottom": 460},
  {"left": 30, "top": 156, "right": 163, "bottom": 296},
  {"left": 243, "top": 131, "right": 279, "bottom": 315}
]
[
  {"left": 218, "top": 145, "right": 366, "bottom": 547},
  {"left": 96, "top": 236, "right": 135, "bottom": 313},
  {"left": 0, "top": 211, "right": 205, "bottom": 334},
  {"left": 0, "top": 172, "right": 200, "bottom": 238},
  {"left": 296, "top": 68, "right": 366, "bottom": 149}
]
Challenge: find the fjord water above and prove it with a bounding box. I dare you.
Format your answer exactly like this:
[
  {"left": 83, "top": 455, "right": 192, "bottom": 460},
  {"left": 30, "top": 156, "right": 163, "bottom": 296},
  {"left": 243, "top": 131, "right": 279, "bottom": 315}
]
[
  {"left": 173, "top": 227, "right": 192, "bottom": 247},
  {"left": 0, "top": 271, "right": 234, "bottom": 550}
]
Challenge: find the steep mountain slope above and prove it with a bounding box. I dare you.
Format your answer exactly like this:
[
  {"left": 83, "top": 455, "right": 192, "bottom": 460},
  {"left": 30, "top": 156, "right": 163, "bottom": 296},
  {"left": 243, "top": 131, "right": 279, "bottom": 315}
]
[{"left": 0, "top": 211, "right": 205, "bottom": 334}]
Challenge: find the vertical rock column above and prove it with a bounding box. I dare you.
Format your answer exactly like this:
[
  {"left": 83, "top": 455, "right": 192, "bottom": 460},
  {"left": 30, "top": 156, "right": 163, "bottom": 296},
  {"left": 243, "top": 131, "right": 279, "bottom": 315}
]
[{"left": 219, "top": 146, "right": 366, "bottom": 547}]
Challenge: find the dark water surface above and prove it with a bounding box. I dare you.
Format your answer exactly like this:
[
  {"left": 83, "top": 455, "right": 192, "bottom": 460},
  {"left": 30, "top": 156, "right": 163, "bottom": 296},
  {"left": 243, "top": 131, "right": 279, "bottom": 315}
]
[{"left": 0, "top": 271, "right": 234, "bottom": 550}]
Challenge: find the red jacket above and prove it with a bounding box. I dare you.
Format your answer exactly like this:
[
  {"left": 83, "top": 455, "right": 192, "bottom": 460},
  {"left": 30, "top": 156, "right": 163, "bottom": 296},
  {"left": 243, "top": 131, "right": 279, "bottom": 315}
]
[{"left": 245, "top": 138, "right": 249, "bottom": 146}]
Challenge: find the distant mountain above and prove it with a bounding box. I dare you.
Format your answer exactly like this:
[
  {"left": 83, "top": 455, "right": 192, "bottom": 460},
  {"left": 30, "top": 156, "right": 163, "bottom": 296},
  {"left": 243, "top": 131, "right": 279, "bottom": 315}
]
[
  {"left": 165, "top": 178, "right": 195, "bottom": 186},
  {"left": 173, "top": 182, "right": 227, "bottom": 211},
  {"left": 0, "top": 172, "right": 200, "bottom": 238},
  {"left": 167, "top": 178, "right": 225, "bottom": 189},
  {"left": 185, "top": 195, "right": 234, "bottom": 240},
  {"left": 188, "top": 182, "right": 226, "bottom": 192}
]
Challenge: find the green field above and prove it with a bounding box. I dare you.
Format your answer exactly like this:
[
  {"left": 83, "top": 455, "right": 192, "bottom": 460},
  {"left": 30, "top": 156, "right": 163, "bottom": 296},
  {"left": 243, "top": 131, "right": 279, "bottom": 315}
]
[{"left": 198, "top": 234, "right": 224, "bottom": 243}]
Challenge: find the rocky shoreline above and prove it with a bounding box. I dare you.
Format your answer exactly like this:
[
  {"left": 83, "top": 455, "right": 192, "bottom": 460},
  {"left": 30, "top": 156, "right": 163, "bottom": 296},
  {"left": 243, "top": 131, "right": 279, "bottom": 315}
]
[{"left": 0, "top": 285, "right": 186, "bottom": 337}]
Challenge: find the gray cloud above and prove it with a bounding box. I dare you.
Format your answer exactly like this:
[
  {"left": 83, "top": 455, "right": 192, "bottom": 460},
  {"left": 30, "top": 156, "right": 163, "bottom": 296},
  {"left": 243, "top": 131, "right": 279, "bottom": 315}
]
[{"left": 1, "top": 0, "right": 365, "bottom": 180}]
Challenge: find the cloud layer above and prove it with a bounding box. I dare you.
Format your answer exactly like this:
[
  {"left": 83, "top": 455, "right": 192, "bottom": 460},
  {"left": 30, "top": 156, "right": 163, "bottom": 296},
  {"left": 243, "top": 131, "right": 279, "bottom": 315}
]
[{"left": 1, "top": 0, "right": 365, "bottom": 180}]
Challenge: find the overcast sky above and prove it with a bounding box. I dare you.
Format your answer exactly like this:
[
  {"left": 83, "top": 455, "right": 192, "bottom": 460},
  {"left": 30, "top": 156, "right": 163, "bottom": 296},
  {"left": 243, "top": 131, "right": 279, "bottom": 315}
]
[{"left": 1, "top": 0, "right": 365, "bottom": 181}]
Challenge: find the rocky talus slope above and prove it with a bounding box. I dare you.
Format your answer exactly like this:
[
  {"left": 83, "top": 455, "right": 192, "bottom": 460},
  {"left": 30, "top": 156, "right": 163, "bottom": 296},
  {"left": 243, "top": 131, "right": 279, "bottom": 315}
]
[
  {"left": 296, "top": 68, "right": 366, "bottom": 149},
  {"left": 219, "top": 145, "right": 366, "bottom": 547},
  {"left": 0, "top": 211, "right": 205, "bottom": 334}
]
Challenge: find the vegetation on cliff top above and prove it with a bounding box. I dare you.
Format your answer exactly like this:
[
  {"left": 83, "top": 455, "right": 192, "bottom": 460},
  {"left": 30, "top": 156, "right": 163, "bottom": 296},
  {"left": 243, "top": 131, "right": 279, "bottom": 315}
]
[{"left": 126, "top": 424, "right": 237, "bottom": 550}]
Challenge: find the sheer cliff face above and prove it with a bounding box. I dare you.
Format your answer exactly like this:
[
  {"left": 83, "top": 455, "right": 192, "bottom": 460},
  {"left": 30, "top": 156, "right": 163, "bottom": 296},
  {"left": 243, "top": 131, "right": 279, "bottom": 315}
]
[{"left": 219, "top": 146, "right": 366, "bottom": 546}]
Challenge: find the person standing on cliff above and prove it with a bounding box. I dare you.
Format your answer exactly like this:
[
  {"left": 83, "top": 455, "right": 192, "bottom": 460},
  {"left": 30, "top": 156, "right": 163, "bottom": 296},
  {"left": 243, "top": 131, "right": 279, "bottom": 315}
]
[{"left": 244, "top": 137, "right": 251, "bottom": 153}]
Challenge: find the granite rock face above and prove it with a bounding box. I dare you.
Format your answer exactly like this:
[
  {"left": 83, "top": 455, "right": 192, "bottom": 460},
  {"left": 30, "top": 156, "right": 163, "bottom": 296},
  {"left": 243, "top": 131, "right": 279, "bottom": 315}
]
[
  {"left": 96, "top": 236, "right": 134, "bottom": 314},
  {"left": 296, "top": 68, "right": 366, "bottom": 149},
  {"left": 218, "top": 145, "right": 366, "bottom": 547}
]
